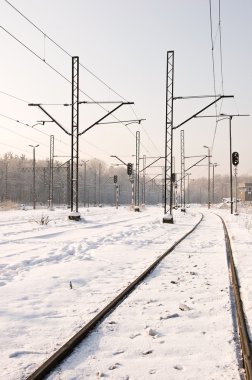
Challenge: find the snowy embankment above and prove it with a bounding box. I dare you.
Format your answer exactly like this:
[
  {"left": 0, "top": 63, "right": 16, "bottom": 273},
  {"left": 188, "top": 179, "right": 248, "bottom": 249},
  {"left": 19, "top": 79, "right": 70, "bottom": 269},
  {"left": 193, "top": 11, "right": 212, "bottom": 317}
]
[
  {"left": 0, "top": 206, "right": 200, "bottom": 380},
  {"left": 217, "top": 207, "right": 252, "bottom": 345},
  {"left": 0, "top": 205, "right": 250, "bottom": 379},
  {"left": 47, "top": 210, "right": 242, "bottom": 380}
]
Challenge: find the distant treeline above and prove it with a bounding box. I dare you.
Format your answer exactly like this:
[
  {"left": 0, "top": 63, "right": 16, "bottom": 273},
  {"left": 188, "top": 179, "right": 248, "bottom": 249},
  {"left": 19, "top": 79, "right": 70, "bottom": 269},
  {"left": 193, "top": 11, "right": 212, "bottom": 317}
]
[{"left": 0, "top": 152, "right": 250, "bottom": 207}]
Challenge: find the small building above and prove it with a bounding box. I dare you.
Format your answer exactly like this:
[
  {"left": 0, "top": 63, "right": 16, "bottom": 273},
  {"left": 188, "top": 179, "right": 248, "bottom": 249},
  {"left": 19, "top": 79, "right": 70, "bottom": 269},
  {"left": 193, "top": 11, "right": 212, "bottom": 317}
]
[{"left": 238, "top": 183, "right": 252, "bottom": 202}]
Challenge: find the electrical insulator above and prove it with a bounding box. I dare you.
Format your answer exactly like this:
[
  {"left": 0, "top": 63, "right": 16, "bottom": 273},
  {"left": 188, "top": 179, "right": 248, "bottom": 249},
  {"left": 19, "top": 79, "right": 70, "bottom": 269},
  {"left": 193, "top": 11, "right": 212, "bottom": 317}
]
[
  {"left": 127, "top": 163, "right": 133, "bottom": 175},
  {"left": 232, "top": 151, "right": 239, "bottom": 166}
]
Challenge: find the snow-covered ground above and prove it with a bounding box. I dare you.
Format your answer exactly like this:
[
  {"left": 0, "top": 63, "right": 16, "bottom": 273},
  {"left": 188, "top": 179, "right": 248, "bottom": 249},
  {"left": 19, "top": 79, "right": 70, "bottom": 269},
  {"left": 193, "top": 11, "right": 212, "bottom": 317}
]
[
  {"left": 0, "top": 204, "right": 251, "bottom": 379},
  {"left": 217, "top": 206, "right": 252, "bottom": 345}
]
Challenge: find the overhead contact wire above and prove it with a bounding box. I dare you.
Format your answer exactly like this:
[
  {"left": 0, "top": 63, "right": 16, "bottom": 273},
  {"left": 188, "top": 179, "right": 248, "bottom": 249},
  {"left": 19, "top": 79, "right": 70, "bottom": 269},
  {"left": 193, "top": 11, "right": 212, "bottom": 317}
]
[
  {"left": 209, "top": 0, "right": 219, "bottom": 152},
  {"left": 4, "top": 0, "right": 128, "bottom": 102},
  {"left": 0, "top": 89, "right": 29, "bottom": 104},
  {"left": 218, "top": 0, "right": 225, "bottom": 96},
  {"left": 4, "top": 0, "right": 160, "bottom": 156}
]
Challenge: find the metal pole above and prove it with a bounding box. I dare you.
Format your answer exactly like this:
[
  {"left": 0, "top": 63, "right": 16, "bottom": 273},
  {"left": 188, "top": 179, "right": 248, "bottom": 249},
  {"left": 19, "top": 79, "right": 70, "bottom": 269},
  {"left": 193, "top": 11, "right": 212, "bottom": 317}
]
[
  {"left": 115, "top": 185, "right": 119, "bottom": 209},
  {"left": 142, "top": 155, "right": 146, "bottom": 205},
  {"left": 164, "top": 51, "right": 174, "bottom": 222},
  {"left": 135, "top": 131, "right": 140, "bottom": 210},
  {"left": 175, "top": 182, "right": 178, "bottom": 208},
  {"left": 234, "top": 166, "right": 238, "bottom": 214},
  {"left": 114, "top": 184, "right": 116, "bottom": 208},
  {"left": 5, "top": 162, "right": 8, "bottom": 201},
  {"left": 187, "top": 174, "right": 190, "bottom": 204},
  {"left": 29, "top": 145, "right": 39, "bottom": 209},
  {"left": 203, "top": 145, "right": 210, "bottom": 209},
  {"left": 48, "top": 135, "right": 54, "bottom": 209},
  {"left": 33, "top": 149, "right": 35, "bottom": 209},
  {"left": 98, "top": 162, "right": 101, "bottom": 206},
  {"left": 70, "top": 56, "right": 80, "bottom": 219},
  {"left": 212, "top": 163, "right": 218, "bottom": 204},
  {"left": 67, "top": 160, "right": 71, "bottom": 208},
  {"left": 219, "top": 113, "right": 249, "bottom": 213},
  {"left": 181, "top": 130, "right": 185, "bottom": 210},
  {"left": 229, "top": 116, "right": 233, "bottom": 214},
  {"left": 131, "top": 178, "right": 134, "bottom": 209},
  {"left": 94, "top": 170, "right": 97, "bottom": 206},
  {"left": 84, "top": 161, "right": 88, "bottom": 207},
  {"left": 208, "top": 148, "right": 210, "bottom": 209},
  {"left": 212, "top": 164, "right": 215, "bottom": 204},
  {"left": 82, "top": 161, "right": 86, "bottom": 207}
]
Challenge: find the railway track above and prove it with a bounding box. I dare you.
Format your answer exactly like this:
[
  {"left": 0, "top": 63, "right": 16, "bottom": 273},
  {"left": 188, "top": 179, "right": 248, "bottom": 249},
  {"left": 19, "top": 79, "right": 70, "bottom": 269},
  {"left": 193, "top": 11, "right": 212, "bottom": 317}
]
[
  {"left": 26, "top": 213, "right": 203, "bottom": 379},
  {"left": 217, "top": 214, "right": 252, "bottom": 380},
  {"left": 26, "top": 212, "right": 252, "bottom": 379}
]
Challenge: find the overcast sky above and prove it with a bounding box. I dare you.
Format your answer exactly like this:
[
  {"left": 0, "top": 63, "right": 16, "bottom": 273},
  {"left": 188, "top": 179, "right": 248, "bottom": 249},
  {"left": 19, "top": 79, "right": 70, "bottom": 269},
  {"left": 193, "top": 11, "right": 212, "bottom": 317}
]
[{"left": 0, "top": 0, "right": 251, "bottom": 178}]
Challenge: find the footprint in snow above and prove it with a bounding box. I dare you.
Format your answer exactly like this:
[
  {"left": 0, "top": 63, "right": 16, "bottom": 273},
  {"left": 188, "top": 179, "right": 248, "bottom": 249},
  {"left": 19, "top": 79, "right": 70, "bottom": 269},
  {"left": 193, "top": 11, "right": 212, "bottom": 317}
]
[
  {"left": 146, "top": 328, "right": 159, "bottom": 337},
  {"left": 89, "top": 308, "right": 99, "bottom": 314},
  {"left": 108, "top": 362, "right": 121, "bottom": 370},
  {"left": 113, "top": 349, "right": 124, "bottom": 355},
  {"left": 190, "top": 271, "right": 198, "bottom": 276},
  {"left": 9, "top": 350, "right": 43, "bottom": 358},
  {"left": 179, "top": 303, "right": 191, "bottom": 311},
  {"left": 149, "top": 369, "right": 156, "bottom": 374},
  {"left": 142, "top": 349, "right": 153, "bottom": 355},
  {"left": 174, "top": 364, "right": 183, "bottom": 370},
  {"left": 129, "top": 332, "right": 141, "bottom": 339},
  {"left": 160, "top": 313, "right": 179, "bottom": 320},
  {"left": 147, "top": 299, "right": 158, "bottom": 304},
  {"left": 96, "top": 371, "right": 106, "bottom": 378}
]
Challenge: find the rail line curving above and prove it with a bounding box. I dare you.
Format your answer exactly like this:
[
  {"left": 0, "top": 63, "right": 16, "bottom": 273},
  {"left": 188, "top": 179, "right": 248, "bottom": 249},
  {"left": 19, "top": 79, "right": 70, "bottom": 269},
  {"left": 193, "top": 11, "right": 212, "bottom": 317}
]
[
  {"left": 27, "top": 213, "right": 204, "bottom": 379},
  {"left": 217, "top": 214, "right": 252, "bottom": 380},
  {"left": 26, "top": 212, "right": 252, "bottom": 380}
]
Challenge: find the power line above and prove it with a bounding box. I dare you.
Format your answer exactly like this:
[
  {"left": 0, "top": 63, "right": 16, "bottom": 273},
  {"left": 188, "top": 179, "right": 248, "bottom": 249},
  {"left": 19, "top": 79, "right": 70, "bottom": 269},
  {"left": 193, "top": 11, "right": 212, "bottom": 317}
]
[
  {"left": 0, "top": 25, "right": 84, "bottom": 95},
  {"left": 4, "top": 0, "right": 128, "bottom": 103},
  {"left": 0, "top": 139, "right": 32, "bottom": 154},
  {"left": 1, "top": 25, "right": 139, "bottom": 140},
  {"left": 3, "top": 0, "right": 161, "bottom": 157},
  {"left": 0, "top": 111, "right": 108, "bottom": 160},
  {"left": 209, "top": 0, "right": 217, "bottom": 98},
  {"left": 0, "top": 112, "right": 30, "bottom": 126},
  {"left": 209, "top": 0, "right": 218, "bottom": 124},
  {"left": 0, "top": 87, "right": 155, "bottom": 160},
  {"left": 0, "top": 123, "right": 43, "bottom": 147},
  {"left": 81, "top": 137, "right": 111, "bottom": 157},
  {"left": 0, "top": 112, "right": 70, "bottom": 156},
  {"left": 0, "top": 89, "right": 29, "bottom": 103},
  {"left": 128, "top": 104, "right": 162, "bottom": 156},
  {"left": 0, "top": 111, "right": 65, "bottom": 142},
  {"left": 1, "top": 25, "right": 125, "bottom": 127},
  {"left": 218, "top": 0, "right": 225, "bottom": 95},
  {"left": 208, "top": 0, "right": 226, "bottom": 152},
  {"left": 0, "top": 91, "right": 128, "bottom": 159}
]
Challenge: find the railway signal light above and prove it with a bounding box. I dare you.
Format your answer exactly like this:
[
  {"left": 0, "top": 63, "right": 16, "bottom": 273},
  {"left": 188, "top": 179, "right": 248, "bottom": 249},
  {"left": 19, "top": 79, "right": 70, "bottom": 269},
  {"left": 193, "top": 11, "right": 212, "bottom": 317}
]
[
  {"left": 232, "top": 151, "right": 239, "bottom": 166},
  {"left": 127, "top": 163, "right": 133, "bottom": 175},
  {"left": 113, "top": 175, "right": 118, "bottom": 183},
  {"left": 171, "top": 173, "right": 176, "bottom": 182}
]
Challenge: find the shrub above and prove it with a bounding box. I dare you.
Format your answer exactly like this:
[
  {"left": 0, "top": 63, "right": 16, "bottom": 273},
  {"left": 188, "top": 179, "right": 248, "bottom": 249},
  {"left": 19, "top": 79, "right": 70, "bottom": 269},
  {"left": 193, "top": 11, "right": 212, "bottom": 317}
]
[{"left": 35, "top": 215, "right": 50, "bottom": 225}]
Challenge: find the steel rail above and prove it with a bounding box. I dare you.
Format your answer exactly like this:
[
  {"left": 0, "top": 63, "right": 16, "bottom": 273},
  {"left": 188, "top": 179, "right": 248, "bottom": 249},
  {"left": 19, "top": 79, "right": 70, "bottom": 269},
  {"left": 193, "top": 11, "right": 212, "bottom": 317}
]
[
  {"left": 26, "top": 213, "right": 203, "bottom": 380},
  {"left": 218, "top": 214, "right": 252, "bottom": 380}
]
